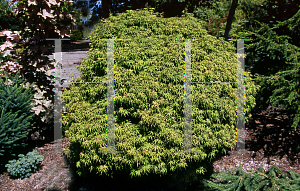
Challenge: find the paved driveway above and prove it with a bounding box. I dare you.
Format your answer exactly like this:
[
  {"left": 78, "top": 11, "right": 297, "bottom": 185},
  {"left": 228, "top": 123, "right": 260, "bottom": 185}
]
[{"left": 44, "top": 40, "right": 90, "bottom": 89}]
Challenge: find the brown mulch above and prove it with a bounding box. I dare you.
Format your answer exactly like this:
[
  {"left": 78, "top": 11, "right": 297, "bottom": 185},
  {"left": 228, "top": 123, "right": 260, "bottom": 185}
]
[
  {"left": 210, "top": 104, "right": 300, "bottom": 175},
  {"left": 0, "top": 138, "right": 73, "bottom": 191},
  {"left": 185, "top": 104, "right": 300, "bottom": 190}
]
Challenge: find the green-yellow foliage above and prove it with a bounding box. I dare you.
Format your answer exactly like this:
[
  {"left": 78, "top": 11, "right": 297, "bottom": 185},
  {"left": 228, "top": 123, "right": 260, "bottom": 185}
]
[{"left": 62, "top": 8, "right": 259, "bottom": 188}]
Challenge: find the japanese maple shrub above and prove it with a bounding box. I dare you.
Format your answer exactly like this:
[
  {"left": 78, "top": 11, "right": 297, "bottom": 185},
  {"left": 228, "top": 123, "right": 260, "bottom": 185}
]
[{"left": 62, "top": 9, "right": 260, "bottom": 188}]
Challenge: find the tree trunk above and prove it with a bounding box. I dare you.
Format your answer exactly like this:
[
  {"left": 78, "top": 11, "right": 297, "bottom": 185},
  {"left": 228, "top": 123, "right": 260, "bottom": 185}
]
[
  {"left": 102, "top": 0, "right": 112, "bottom": 19},
  {"left": 224, "top": 0, "right": 238, "bottom": 41}
]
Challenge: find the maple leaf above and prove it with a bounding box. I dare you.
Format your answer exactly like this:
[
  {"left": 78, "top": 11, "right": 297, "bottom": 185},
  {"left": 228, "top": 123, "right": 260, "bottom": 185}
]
[
  {"left": 37, "top": 9, "right": 55, "bottom": 19},
  {"left": 28, "top": 0, "right": 38, "bottom": 6}
]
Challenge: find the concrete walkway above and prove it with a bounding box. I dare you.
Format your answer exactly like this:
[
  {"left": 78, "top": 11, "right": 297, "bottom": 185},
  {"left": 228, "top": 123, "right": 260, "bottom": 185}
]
[
  {"left": 44, "top": 40, "right": 90, "bottom": 89},
  {"left": 42, "top": 40, "right": 92, "bottom": 115}
]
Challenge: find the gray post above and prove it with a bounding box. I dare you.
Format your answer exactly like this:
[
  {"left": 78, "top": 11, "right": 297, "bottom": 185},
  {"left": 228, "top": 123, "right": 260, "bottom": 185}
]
[
  {"left": 183, "top": 39, "right": 192, "bottom": 152},
  {"left": 98, "top": 39, "right": 126, "bottom": 154},
  {"left": 47, "top": 38, "right": 125, "bottom": 155},
  {"left": 175, "top": 38, "right": 202, "bottom": 153},
  {"left": 45, "top": 38, "right": 69, "bottom": 154},
  {"left": 228, "top": 38, "right": 254, "bottom": 154},
  {"left": 236, "top": 39, "right": 246, "bottom": 151},
  {"left": 175, "top": 38, "right": 254, "bottom": 154}
]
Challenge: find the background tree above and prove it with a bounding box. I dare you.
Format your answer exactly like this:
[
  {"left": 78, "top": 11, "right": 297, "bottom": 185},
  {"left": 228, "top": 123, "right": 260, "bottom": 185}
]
[
  {"left": 186, "top": 0, "right": 244, "bottom": 38},
  {"left": 224, "top": 0, "right": 238, "bottom": 41},
  {"left": 73, "top": 0, "right": 191, "bottom": 26},
  {"left": 244, "top": 9, "right": 300, "bottom": 131},
  {"left": 1, "top": 0, "right": 79, "bottom": 143},
  {"left": 179, "top": 0, "right": 300, "bottom": 146},
  {"left": 0, "top": 0, "right": 23, "bottom": 42},
  {"left": 210, "top": 0, "right": 300, "bottom": 132}
]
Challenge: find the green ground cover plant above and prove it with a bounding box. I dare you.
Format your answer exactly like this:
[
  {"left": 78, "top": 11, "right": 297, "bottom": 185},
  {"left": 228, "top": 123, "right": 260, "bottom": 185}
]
[{"left": 61, "top": 8, "right": 259, "bottom": 189}]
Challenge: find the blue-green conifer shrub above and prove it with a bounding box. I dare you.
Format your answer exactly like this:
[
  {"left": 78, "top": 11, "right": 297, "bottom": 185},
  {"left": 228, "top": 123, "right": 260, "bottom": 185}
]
[
  {"left": 0, "top": 70, "right": 36, "bottom": 157},
  {"left": 62, "top": 9, "right": 260, "bottom": 188},
  {"left": 5, "top": 149, "right": 44, "bottom": 179}
]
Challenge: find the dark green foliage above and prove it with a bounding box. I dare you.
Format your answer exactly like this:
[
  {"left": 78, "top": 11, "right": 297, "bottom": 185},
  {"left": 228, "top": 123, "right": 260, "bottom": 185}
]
[
  {"left": 202, "top": 164, "right": 300, "bottom": 190},
  {"left": 5, "top": 149, "right": 44, "bottom": 179},
  {"left": 70, "top": 29, "right": 84, "bottom": 42},
  {"left": 62, "top": 8, "right": 259, "bottom": 189},
  {"left": 255, "top": 62, "right": 300, "bottom": 131},
  {"left": 192, "top": 0, "right": 231, "bottom": 37},
  {"left": 193, "top": 0, "right": 300, "bottom": 146},
  {"left": 231, "top": 6, "right": 300, "bottom": 131},
  {"left": 0, "top": 0, "right": 23, "bottom": 32},
  {"left": 191, "top": 0, "right": 240, "bottom": 38},
  {"left": 0, "top": 70, "right": 36, "bottom": 157},
  {"left": 210, "top": 0, "right": 300, "bottom": 132}
]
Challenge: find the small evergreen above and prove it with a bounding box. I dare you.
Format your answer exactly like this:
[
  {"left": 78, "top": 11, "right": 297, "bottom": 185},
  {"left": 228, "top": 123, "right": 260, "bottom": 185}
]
[
  {"left": 5, "top": 149, "right": 44, "bottom": 179},
  {"left": 0, "top": 70, "right": 36, "bottom": 157},
  {"left": 202, "top": 164, "right": 300, "bottom": 190}
]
